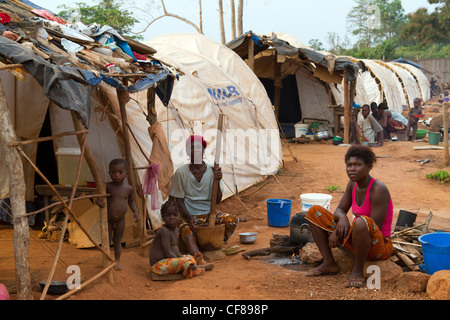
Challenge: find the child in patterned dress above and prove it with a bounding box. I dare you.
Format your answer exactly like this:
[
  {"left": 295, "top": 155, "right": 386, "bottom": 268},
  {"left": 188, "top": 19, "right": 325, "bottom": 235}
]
[{"left": 149, "top": 201, "right": 207, "bottom": 278}]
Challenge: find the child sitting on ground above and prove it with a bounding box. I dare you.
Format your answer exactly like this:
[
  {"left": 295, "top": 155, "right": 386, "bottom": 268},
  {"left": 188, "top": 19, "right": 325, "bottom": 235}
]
[
  {"left": 149, "top": 201, "right": 210, "bottom": 279},
  {"left": 97, "top": 158, "right": 139, "bottom": 271},
  {"left": 406, "top": 98, "right": 423, "bottom": 141}
]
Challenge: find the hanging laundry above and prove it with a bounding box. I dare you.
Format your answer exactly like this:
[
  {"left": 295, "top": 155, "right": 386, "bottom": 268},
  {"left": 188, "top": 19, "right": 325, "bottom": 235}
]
[{"left": 143, "top": 164, "right": 160, "bottom": 210}]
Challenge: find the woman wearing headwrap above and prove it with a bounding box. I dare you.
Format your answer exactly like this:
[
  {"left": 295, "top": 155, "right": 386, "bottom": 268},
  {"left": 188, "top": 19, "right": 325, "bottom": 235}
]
[{"left": 169, "top": 135, "right": 239, "bottom": 263}]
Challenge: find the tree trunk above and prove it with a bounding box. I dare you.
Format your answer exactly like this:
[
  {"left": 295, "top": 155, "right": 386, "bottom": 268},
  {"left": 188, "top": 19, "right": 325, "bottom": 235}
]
[
  {"left": 198, "top": 0, "right": 203, "bottom": 34},
  {"left": 237, "top": 0, "right": 244, "bottom": 36},
  {"left": 0, "top": 79, "right": 33, "bottom": 300},
  {"left": 230, "top": 0, "right": 236, "bottom": 40},
  {"left": 218, "top": 0, "right": 226, "bottom": 44}
]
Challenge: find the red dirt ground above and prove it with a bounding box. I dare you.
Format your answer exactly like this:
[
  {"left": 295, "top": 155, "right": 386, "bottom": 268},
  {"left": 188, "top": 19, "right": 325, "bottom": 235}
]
[{"left": 1, "top": 132, "right": 449, "bottom": 301}]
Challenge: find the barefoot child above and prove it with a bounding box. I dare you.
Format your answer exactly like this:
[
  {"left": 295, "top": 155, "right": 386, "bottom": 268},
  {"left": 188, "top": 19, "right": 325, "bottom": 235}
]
[
  {"left": 98, "top": 158, "right": 139, "bottom": 271},
  {"left": 406, "top": 98, "right": 423, "bottom": 141},
  {"left": 150, "top": 201, "right": 208, "bottom": 279}
]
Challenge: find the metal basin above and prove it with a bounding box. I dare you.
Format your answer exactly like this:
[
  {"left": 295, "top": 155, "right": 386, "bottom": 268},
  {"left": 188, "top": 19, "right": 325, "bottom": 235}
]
[{"left": 239, "top": 232, "right": 257, "bottom": 244}]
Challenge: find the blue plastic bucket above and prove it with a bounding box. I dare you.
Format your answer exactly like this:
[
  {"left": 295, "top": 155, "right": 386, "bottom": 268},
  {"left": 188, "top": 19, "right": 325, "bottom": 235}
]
[
  {"left": 418, "top": 232, "right": 450, "bottom": 275},
  {"left": 266, "top": 199, "right": 293, "bottom": 228}
]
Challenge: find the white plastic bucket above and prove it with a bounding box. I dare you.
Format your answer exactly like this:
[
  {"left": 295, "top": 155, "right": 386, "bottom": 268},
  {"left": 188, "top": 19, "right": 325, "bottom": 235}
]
[
  {"left": 294, "top": 124, "right": 309, "bottom": 138},
  {"left": 300, "top": 193, "right": 333, "bottom": 211}
]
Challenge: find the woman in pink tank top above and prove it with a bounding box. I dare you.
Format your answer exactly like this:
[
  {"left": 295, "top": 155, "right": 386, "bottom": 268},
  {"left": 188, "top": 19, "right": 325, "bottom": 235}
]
[{"left": 305, "top": 145, "right": 394, "bottom": 288}]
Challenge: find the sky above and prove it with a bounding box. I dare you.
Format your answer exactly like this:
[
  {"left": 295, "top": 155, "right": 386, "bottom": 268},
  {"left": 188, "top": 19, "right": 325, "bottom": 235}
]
[{"left": 30, "top": 0, "right": 437, "bottom": 49}]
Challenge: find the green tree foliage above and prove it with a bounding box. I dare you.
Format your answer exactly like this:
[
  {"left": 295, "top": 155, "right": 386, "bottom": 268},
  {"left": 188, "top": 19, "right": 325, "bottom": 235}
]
[
  {"left": 57, "top": 0, "right": 140, "bottom": 38},
  {"left": 399, "top": 0, "right": 450, "bottom": 46},
  {"left": 371, "top": 0, "right": 406, "bottom": 43},
  {"left": 339, "top": 0, "right": 449, "bottom": 59}
]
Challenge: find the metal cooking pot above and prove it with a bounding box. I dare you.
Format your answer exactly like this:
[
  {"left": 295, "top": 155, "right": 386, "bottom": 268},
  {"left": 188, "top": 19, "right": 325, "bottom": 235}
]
[
  {"left": 314, "top": 130, "right": 331, "bottom": 142},
  {"left": 289, "top": 212, "right": 314, "bottom": 244}
]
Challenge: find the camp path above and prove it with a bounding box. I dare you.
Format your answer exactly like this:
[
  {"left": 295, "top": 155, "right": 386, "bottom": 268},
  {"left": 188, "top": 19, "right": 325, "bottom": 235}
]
[{"left": 1, "top": 140, "right": 448, "bottom": 300}]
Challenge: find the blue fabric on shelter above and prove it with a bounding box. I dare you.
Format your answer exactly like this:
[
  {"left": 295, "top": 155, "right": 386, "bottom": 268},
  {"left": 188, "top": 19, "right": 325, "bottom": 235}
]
[
  {"left": 250, "top": 32, "right": 263, "bottom": 47},
  {"left": 0, "top": 198, "right": 36, "bottom": 225},
  {"left": 391, "top": 58, "right": 431, "bottom": 72},
  {"left": 114, "top": 37, "right": 137, "bottom": 62}
]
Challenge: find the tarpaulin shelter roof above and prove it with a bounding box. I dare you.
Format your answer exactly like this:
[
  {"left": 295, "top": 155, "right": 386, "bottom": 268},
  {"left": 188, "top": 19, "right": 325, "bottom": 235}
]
[
  {"left": 0, "top": 0, "right": 177, "bottom": 128},
  {"left": 227, "top": 31, "right": 360, "bottom": 82}
]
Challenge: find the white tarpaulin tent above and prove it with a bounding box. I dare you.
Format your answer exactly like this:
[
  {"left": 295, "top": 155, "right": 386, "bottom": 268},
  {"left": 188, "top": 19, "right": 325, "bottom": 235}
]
[
  {"left": 145, "top": 33, "right": 283, "bottom": 202},
  {"left": 393, "top": 62, "right": 431, "bottom": 103},
  {"left": 388, "top": 63, "right": 422, "bottom": 108},
  {"left": 227, "top": 32, "right": 431, "bottom": 126}
]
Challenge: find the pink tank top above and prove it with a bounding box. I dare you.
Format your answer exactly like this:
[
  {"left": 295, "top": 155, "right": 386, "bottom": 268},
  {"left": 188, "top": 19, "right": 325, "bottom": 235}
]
[{"left": 352, "top": 178, "right": 393, "bottom": 238}]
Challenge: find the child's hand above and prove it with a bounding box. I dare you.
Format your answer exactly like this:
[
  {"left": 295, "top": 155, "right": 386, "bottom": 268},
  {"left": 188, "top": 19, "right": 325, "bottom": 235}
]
[{"left": 134, "top": 213, "right": 139, "bottom": 223}]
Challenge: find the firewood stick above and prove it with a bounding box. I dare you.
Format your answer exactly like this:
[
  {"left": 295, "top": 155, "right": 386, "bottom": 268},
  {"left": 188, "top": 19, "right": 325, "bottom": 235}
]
[
  {"left": 397, "top": 252, "right": 419, "bottom": 271},
  {"left": 392, "top": 240, "right": 422, "bottom": 248},
  {"left": 422, "top": 210, "right": 433, "bottom": 234},
  {"left": 391, "top": 223, "right": 426, "bottom": 237}
]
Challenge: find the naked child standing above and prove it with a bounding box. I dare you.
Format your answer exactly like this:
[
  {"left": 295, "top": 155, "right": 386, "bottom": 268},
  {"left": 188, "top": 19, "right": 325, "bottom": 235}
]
[{"left": 98, "top": 158, "right": 139, "bottom": 271}]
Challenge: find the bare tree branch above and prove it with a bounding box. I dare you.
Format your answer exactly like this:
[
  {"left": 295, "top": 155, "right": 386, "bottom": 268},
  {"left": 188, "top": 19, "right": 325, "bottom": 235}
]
[{"left": 132, "top": 0, "right": 202, "bottom": 35}]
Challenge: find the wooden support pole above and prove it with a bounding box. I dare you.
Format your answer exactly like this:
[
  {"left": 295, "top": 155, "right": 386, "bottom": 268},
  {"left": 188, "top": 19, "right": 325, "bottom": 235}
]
[
  {"left": 9, "top": 130, "right": 88, "bottom": 147},
  {"left": 40, "top": 133, "right": 88, "bottom": 300},
  {"left": 343, "top": 76, "right": 350, "bottom": 144},
  {"left": 443, "top": 102, "right": 449, "bottom": 166},
  {"left": 23, "top": 193, "right": 109, "bottom": 217},
  {"left": 209, "top": 113, "right": 224, "bottom": 227},
  {"left": 70, "top": 112, "right": 115, "bottom": 285},
  {"left": 116, "top": 87, "right": 144, "bottom": 249},
  {"left": 248, "top": 35, "right": 255, "bottom": 72},
  {"left": 273, "top": 52, "right": 282, "bottom": 119},
  {"left": 146, "top": 86, "right": 157, "bottom": 126},
  {"left": 0, "top": 79, "right": 32, "bottom": 300},
  {"left": 16, "top": 144, "right": 113, "bottom": 262}
]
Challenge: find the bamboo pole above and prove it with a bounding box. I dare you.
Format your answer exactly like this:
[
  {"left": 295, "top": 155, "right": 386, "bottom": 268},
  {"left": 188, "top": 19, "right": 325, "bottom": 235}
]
[
  {"left": 40, "top": 133, "right": 88, "bottom": 300},
  {"left": 443, "top": 102, "right": 449, "bottom": 166},
  {"left": 0, "top": 79, "right": 32, "bottom": 299},
  {"left": 55, "top": 262, "right": 117, "bottom": 300}
]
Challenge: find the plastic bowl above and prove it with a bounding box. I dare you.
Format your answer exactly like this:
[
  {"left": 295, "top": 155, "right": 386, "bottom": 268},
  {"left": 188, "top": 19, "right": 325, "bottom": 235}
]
[{"left": 416, "top": 129, "right": 429, "bottom": 139}]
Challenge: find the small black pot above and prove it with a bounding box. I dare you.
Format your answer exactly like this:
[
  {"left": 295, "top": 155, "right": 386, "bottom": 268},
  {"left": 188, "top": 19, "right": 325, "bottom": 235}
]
[
  {"left": 39, "top": 281, "right": 69, "bottom": 295},
  {"left": 289, "top": 212, "right": 314, "bottom": 244}
]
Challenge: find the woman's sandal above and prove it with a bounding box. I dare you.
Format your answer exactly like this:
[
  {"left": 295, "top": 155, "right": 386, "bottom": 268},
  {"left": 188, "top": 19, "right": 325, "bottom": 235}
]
[{"left": 224, "top": 245, "right": 245, "bottom": 255}]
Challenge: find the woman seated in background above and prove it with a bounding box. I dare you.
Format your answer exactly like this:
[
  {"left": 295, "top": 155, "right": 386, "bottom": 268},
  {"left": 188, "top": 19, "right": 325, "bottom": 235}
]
[
  {"left": 377, "top": 102, "right": 406, "bottom": 140},
  {"left": 350, "top": 104, "right": 384, "bottom": 147}
]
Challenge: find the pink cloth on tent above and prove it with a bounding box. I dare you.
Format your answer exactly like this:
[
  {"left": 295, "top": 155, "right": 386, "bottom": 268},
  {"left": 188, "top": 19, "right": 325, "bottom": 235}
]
[{"left": 143, "top": 164, "right": 160, "bottom": 210}]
